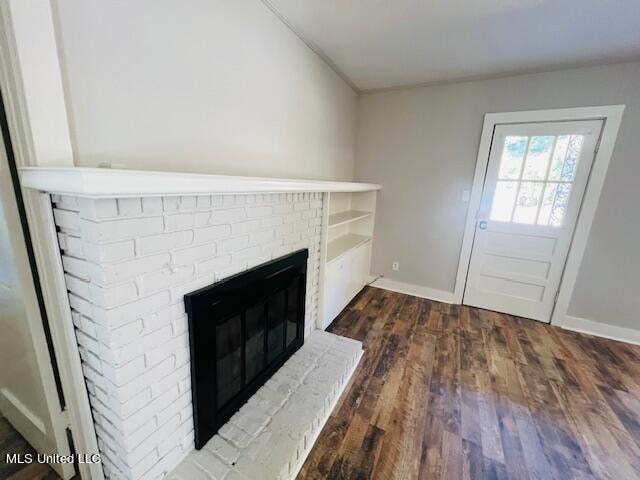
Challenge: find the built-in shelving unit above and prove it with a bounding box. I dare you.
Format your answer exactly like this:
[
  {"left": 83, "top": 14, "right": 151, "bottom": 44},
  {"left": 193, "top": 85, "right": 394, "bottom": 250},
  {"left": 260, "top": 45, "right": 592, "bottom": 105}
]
[{"left": 320, "top": 189, "right": 378, "bottom": 329}]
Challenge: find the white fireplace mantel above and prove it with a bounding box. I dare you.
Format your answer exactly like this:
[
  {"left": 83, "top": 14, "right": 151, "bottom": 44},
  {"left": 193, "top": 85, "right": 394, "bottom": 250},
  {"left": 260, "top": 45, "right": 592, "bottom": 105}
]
[{"left": 20, "top": 167, "right": 381, "bottom": 197}]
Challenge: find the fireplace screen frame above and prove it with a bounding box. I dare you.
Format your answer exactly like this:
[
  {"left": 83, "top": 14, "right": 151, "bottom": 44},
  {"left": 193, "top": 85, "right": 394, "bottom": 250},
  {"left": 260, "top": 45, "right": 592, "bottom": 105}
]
[{"left": 185, "top": 249, "right": 308, "bottom": 449}]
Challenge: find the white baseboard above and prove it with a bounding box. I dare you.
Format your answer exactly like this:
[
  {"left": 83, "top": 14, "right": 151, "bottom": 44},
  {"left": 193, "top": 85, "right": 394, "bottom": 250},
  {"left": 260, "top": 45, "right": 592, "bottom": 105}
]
[
  {"left": 370, "top": 277, "right": 456, "bottom": 304},
  {"left": 555, "top": 315, "right": 640, "bottom": 346}
]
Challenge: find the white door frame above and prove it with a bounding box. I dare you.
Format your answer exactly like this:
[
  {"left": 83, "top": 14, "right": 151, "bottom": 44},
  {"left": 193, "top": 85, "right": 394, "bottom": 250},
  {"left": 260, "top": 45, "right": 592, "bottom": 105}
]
[
  {"left": 454, "top": 105, "right": 625, "bottom": 327},
  {"left": 0, "top": 2, "right": 104, "bottom": 479}
]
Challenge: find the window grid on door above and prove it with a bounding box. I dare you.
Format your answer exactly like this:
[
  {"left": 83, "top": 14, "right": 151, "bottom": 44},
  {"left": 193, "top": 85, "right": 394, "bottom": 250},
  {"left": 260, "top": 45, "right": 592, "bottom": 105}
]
[{"left": 490, "top": 134, "right": 584, "bottom": 226}]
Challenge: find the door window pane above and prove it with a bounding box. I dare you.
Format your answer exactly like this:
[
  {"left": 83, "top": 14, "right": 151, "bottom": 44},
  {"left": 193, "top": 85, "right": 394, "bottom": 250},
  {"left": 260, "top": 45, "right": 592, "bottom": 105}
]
[
  {"left": 550, "top": 183, "right": 572, "bottom": 227},
  {"left": 498, "top": 136, "right": 528, "bottom": 179},
  {"left": 490, "top": 181, "right": 518, "bottom": 222},
  {"left": 561, "top": 136, "right": 584, "bottom": 181},
  {"left": 537, "top": 183, "right": 558, "bottom": 226},
  {"left": 522, "top": 136, "right": 554, "bottom": 180},
  {"left": 548, "top": 135, "right": 569, "bottom": 181},
  {"left": 512, "top": 182, "right": 544, "bottom": 224},
  {"left": 549, "top": 135, "right": 584, "bottom": 182}
]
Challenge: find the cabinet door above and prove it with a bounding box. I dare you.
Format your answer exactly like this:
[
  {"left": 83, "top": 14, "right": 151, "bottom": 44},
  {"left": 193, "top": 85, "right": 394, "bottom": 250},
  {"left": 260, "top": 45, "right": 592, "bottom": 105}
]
[
  {"left": 351, "top": 240, "right": 371, "bottom": 294},
  {"left": 323, "top": 256, "right": 349, "bottom": 328},
  {"left": 323, "top": 241, "right": 372, "bottom": 329}
]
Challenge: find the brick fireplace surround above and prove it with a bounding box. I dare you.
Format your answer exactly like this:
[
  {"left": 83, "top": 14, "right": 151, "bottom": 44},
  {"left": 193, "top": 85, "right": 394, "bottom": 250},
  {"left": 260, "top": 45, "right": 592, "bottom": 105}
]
[{"left": 41, "top": 185, "right": 362, "bottom": 480}]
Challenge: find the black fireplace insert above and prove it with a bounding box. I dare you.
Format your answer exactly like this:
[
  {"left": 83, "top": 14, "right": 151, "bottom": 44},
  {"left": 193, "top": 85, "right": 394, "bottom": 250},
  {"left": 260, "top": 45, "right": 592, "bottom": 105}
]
[{"left": 185, "top": 249, "right": 308, "bottom": 449}]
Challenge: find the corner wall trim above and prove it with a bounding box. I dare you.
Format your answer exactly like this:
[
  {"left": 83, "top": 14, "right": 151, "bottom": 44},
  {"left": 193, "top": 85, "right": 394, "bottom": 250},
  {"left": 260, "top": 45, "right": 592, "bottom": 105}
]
[
  {"left": 556, "top": 315, "right": 640, "bottom": 346},
  {"left": 370, "top": 277, "right": 455, "bottom": 304}
]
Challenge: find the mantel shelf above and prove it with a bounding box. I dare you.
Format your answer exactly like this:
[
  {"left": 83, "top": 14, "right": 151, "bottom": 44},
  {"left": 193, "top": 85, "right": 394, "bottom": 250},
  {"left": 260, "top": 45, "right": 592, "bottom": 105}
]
[
  {"left": 19, "top": 167, "right": 381, "bottom": 198},
  {"left": 328, "top": 210, "right": 373, "bottom": 229},
  {"left": 327, "top": 234, "right": 372, "bottom": 263}
]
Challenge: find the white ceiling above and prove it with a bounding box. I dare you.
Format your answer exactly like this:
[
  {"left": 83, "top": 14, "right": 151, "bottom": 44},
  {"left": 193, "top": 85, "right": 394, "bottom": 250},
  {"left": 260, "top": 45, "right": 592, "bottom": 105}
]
[{"left": 265, "top": 0, "right": 640, "bottom": 91}]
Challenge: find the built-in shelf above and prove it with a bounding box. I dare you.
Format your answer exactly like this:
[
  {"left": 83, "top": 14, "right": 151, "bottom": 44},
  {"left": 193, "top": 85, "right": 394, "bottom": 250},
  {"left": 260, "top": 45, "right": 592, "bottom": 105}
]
[
  {"left": 327, "top": 234, "right": 372, "bottom": 263},
  {"left": 328, "top": 210, "right": 373, "bottom": 229}
]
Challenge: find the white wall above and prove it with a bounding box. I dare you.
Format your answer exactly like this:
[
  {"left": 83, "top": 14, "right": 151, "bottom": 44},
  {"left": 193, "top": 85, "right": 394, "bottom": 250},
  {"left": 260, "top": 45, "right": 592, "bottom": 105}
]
[
  {"left": 52, "top": 0, "right": 357, "bottom": 180},
  {"left": 355, "top": 61, "right": 640, "bottom": 331},
  {"left": 0, "top": 0, "right": 73, "bottom": 166}
]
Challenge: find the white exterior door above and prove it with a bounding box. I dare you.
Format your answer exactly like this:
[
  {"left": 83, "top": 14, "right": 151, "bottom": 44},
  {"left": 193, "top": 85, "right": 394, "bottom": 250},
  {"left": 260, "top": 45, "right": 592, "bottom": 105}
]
[{"left": 463, "top": 120, "right": 603, "bottom": 322}]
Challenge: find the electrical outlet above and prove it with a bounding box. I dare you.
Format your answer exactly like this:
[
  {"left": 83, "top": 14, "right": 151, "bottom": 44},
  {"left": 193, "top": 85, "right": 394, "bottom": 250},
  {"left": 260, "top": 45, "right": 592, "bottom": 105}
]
[
  {"left": 392, "top": 261, "right": 399, "bottom": 271},
  {"left": 462, "top": 189, "right": 471, "bottom": 202}
]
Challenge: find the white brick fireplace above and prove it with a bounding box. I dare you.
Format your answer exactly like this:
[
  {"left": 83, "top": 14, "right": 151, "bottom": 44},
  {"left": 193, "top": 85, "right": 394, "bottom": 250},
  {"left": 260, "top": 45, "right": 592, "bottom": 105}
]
[
  {"left": 55, "top": 191, "right": 327, "bottom": 478},
  {"left": 20, "top": 168, "right": 379, "bottom": 480}
]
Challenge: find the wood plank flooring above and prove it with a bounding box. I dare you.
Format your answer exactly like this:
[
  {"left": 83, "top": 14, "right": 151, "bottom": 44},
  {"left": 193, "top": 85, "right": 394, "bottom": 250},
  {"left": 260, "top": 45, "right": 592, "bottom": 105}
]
[{"left": 297, "top": 287, "right": 640, "bottom": 480}]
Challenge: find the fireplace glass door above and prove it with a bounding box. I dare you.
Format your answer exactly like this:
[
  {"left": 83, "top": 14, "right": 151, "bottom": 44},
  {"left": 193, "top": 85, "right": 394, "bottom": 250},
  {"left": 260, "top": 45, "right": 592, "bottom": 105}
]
[{"left": 185, "top": 250, "right": 308, "bottom": 448}]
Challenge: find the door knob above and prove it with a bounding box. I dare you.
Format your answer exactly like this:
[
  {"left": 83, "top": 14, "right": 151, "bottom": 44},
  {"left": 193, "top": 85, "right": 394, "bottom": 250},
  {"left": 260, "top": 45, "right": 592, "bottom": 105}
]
[{"left": 478, "top": 221, "right": 488, "bottom": 230}]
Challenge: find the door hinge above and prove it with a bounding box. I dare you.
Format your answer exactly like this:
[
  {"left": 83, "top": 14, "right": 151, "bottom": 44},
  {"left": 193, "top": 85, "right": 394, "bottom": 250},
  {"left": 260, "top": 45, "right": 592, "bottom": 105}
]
[
  {"left": 554, "top": 290, "right": 560, "bottom": 304},
  {"left": 594, "top": 136, "right": 602, "bottom": 154}
]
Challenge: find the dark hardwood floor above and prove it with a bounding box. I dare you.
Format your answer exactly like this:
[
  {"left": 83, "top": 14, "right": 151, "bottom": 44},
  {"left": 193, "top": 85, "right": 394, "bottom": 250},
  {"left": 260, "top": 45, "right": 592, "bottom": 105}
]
[{"left": 298, "top": 287, "right": 640, "bottom": 480}]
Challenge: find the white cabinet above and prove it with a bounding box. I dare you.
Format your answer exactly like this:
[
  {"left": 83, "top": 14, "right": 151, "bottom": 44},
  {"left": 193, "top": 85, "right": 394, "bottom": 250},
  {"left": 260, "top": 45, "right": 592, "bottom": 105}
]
[
  {"left": 324, "top": 255, "right": 349, "bottom": 325},
  {"left": 350, "top": 240, "right": 371, "bottom": 296},
  {"left": 322, "top": 240, "right": 372, "bottom": 329}
]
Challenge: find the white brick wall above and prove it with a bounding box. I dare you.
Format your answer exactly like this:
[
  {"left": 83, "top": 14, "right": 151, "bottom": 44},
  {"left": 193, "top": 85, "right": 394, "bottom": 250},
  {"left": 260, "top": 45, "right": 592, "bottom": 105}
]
[{"left": 52, "top": 192, "right": 325, "bottom": 480}]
